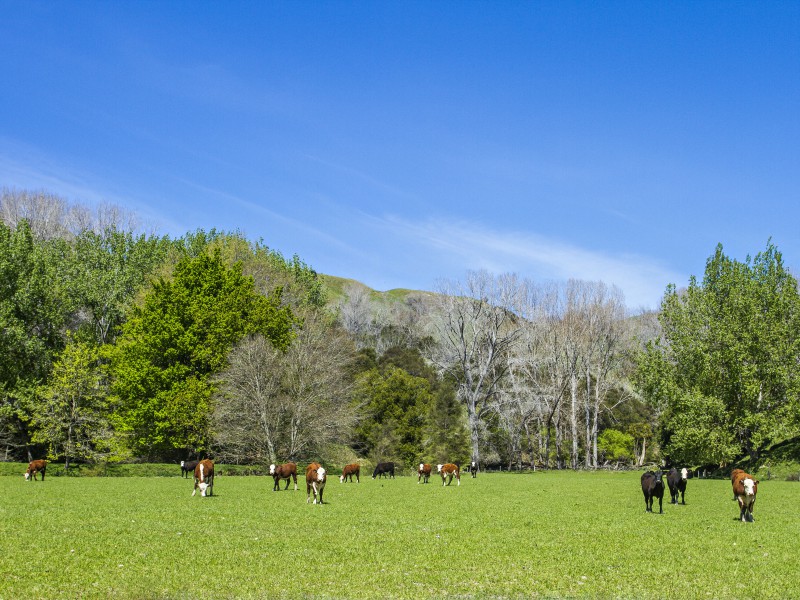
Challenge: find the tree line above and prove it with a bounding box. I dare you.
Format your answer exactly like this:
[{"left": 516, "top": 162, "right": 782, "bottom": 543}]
[{"left": 2, "top": 188, "right": 798, "bottom": 471}]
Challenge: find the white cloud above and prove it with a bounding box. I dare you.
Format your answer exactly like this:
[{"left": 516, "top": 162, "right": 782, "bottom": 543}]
[{"left": 368, "top": 214, "right": 681, "bottom": 310}]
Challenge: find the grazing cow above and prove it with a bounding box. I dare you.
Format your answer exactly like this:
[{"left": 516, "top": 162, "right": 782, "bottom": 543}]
[
  {"left": 340, "top": 463, "right": 360, "bottom": 483},
  {"left": 732, "top": 470, "right": 759, "bottom": 522},
  {"left": 270, "top": 462, "right": 298, "bottom": 491},
  {"left": 418, "top": 463, "right": 432, "bottom": 484},
  {"left": 372, "top": 462, "right": 395, "bottom": 479},
  {"left": 181, "top": 460, "right": 199, "bottom": 479},
  {"left": 306, "top": 463, "right": 327, "bottom": 504},
  {"left": 730, "top": 468, "right": 746, "bottom": 500},
  {"left": 641, "top": 471, "right": 664, "bottom": 513},
  {"left": 191, "top": 459, "right": 215, "bottom": 497},
  {"left": 438, "top": 463, "right": 460, "bottom": 486},
  {"left": 469, "top": 461, "right": 478, "bottom": 478},
  {"left": 24, "top": 459, "right": 47, "bottom": 481},
  {"left": 667, "top": 467, "right": 689, "bottom": 505}
]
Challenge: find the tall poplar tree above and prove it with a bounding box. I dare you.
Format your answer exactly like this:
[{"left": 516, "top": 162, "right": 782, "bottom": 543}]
[{"left": 635, "top": 242, "right": 800, "bottom": 465}]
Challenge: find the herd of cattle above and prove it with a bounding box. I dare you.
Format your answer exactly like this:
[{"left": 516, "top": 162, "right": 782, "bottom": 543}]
[
  {"left": 639, "top": 466, "right": 759, "bottom": 522},
  {"left": 23, "top": 458, "right": 759, "bottom": 521}
]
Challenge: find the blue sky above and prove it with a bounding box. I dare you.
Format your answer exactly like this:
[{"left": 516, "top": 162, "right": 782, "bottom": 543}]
[{"left": 2, "top": 2, "right": 798, "bottom": 310}]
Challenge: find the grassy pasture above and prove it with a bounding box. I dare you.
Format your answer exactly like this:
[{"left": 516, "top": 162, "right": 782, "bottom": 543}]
[{"left": 1, "top": 471, "right": 798, "bottom": 599}]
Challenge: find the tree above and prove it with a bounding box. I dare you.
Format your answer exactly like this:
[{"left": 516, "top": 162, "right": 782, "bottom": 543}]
[
  {"left": 635, "top": 242, "right": 800, "bottom": 465},
  {"left": 427, "top": 271, "right": 527, "bottom": 466},
  {"left": 353, "top": 366, "right": 431, "bottom": 466},
  {"left": 31, "top": 338, "right": 111, "bottom": 468},
  {"left": 213, "top": 310, "right": 356, "bottom": 463},
  {"left": 0, "top": 220, "right": 70, "bottom": 459},
  {"left": 212, "top": 335, "right": 283, "bottom": 464},
  {"left": 65, "top": 228, "right": 170, "bottom": 346},
  {"left": 109, "top": 249, "right": 297, "bottom": 460},
  {"left": 597, "top": 429, "right": 634, "bottom": 463}
]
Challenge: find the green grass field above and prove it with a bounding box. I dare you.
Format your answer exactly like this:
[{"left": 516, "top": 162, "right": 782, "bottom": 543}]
[{"left": 1, "top": 470, "right": 797, "bottom": 599}]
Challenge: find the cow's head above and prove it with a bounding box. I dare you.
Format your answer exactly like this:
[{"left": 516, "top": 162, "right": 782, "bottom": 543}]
[
  {"left": 316, "top": 467, "right": 326, "bottom": 482},
  {"left": 420, "top": 463, "right": 424, "bottom": 472},
  {"left": 742, "top": 478, "right": 757, "bottom": 496},
  {"left": 339, "top": 473, "right": 344, "bottom": 483},
  {"left": 437, "top": 464, "right": 443, "bottom": 473},
  {"left": 198, "top": 482, "right": 209, "bottom": 497},
  {"left": 180, "top": 460, "right": 185, "bottom": 468},
  {"left": 680, "top": 468, "right": 688, "bottom": 480},
  {"left": 269, "top": 464, "right": 276, "bottom": 475},
  {"left": 24, "top": 471, "right": 30, "bottom": 480},
  {"left": 472, "top": 461, "right": 476, "bottom": 467}
]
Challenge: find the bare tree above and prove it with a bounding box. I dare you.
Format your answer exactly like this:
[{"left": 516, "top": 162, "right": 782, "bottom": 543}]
[
  {"left": 212, "top": 335, "right": 283, "bottom": 464},
  {"left": 1, "top": 188, "right": 144, "bottom": 239},
  {"left": 213, "top": 310, "right": 357, "bottom": 463},
  {"left": 281, "top": 310, "right": 357, "bottom": 459},
  {"left": 581, "top": 282, "right": 628, "bottom": 468},
  {"left": 427, "top": 271, "right": 527, "bottom": 466},
  {"left": 337, "top": 283, "right": 381, "bottom": 349}
]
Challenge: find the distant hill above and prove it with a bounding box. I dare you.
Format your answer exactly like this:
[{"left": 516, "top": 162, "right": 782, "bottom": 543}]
[{"left": 320, "top": 274, "right": 438, "bottom": 307}]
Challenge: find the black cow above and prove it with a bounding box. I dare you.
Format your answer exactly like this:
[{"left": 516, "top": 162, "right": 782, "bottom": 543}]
[
  {"left": 641, "top": 471, "right": 664, "bottom": 514},
  {"left": 372, "top": 462, "right": 395, "bottom": 479},
  {"left": 181, "top": 460, "right": 199, "bottom": 479},
  {"left": 469, "top": 461, "right": 478, "bottom": 478},
  {"left": 667, "top": 467, "right": 688, "bottom": 505}
]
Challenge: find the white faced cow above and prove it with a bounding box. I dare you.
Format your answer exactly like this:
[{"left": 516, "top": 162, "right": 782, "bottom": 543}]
[
  {"left": 192, "top": 459, "right": 215, "bottom": 497},
  {"left": 437, "top": 463, "right": 460, "bottom": 486},
  {"left": 306, "top": 463, "right": 327, "bottom": 504}
]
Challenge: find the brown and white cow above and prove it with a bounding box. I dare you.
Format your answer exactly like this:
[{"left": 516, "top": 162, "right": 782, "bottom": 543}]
[
  {"left": 437, "top": 463, "right": 460, "bottom": 486},
  {"left": 270, "top": 462, "right": 298, "bottom": 491},
  {"left": 306, "top": 462, "right": 327, "bottom": 504},
  {"left": 418, "top": 463, "right": 432, "bottom": 484},
  {"left": 24, "top": 459, "right": 47, "bottom": 481},
  {"left": 732, "top": 470, "right": 759, "bottom": 522},
  {"left": 340, "top": 463, "right": 360, "bottom": 483},
  {"left": 192, "top": 459, "right": 215, "bottom": 497}
]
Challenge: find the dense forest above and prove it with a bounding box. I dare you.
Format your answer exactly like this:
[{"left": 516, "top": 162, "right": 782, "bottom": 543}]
[{"left": 2, "top": 188, "right": 798, "bottom": 472}]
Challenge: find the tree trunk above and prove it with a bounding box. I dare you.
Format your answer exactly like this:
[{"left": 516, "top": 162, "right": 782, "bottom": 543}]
[{"left": 570, "top": 373, "right": 579, "bottom": 469}]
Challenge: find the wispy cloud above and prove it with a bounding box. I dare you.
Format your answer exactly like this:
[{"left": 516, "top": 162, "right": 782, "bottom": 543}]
[{"left": 367, "top": 214, "right": 682, "bottom": 310}]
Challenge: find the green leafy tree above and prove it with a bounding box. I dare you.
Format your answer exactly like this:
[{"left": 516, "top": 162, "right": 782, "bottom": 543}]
[
  {"left": 65, "top": 228, "right": 170, "bottom": 346},
  {"left": 353, "top": 366, "right": 432, "bottom": 467},
  {"left": 0, "top": 220, "right": 70, "bottom": 458},
  {"left": 635, "top": 242, "right": 800, "bottom": 465},
  {"left": 597, "top": 428, "right": 634, "bottom": 463},
  {"left": 31, "top": 338, "right": 111, "bottom": 468},
  {"left": 109, "top": 249, "right": 297, "bottom": 460}
]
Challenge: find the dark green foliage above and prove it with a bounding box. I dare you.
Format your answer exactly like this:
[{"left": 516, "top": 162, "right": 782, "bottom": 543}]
[
  {"left": 109, "top": 249, "right": 298, "bottom": 460},
  {"left": 353, "top": 366, "right": 431, "bottom": 466}
]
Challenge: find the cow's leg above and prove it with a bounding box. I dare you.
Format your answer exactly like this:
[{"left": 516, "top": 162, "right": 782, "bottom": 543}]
[
  {"left": 657, "top": 496, "right": 662, "bottom": 514},
  {"left": 284, "top": 477, "right": 290, "bottom": 490},
  {"left": 294, "top": 474, "right": 298, "bottom": 491}
]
